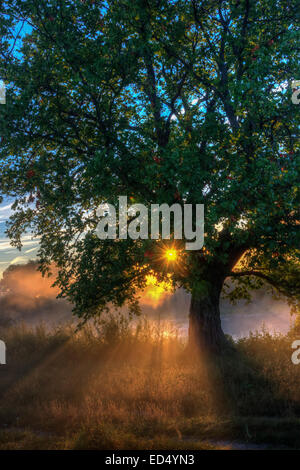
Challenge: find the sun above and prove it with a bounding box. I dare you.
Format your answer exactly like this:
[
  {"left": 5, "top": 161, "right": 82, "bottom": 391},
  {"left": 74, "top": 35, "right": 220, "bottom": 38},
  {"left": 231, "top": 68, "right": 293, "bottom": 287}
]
[{"left": 165, "top": 249, "right": 177, "bottom": 261}]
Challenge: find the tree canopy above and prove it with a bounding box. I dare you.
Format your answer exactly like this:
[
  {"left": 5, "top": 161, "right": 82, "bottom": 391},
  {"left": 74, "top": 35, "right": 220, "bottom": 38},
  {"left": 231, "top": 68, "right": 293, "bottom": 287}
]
[{"left": 0, "top": 0, "right": 299, "bottom": 326}]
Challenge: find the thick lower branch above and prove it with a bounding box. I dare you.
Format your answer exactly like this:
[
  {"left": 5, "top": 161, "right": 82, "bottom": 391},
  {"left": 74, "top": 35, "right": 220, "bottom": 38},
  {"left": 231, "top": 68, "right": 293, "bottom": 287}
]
[{"left": 229, "top": 270, "right": 292, "bottom": 298}]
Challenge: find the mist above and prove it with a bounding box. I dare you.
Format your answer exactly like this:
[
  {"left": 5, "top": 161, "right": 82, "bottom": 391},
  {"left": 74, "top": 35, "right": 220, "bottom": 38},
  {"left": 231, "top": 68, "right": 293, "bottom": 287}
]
[
  {"left": 0, "top": 261, "right": 72, "bottom": 327},
  {"left": 0, "top": 262, "right": 293, "bottom": 337}
]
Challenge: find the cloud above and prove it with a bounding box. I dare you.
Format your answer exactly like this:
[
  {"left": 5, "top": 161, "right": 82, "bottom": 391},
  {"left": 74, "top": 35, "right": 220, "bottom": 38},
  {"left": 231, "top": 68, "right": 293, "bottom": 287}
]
[
  {"left": 0, "top": 199, "right": 40, "bottom": 279},
  {"left": 0, "top": 261, "right": 73, "bottom": 327},
  {"left": 0, "top": 238, "right": 39, "bottom": 252},
  {"left": 0, "top": 237, "right": 40, "bottom": 279},
  {"left": 10, "top": 256, "right": 30, "bottom": 265},
  {"left": 0, "top": 202, "right": 12, "bottom": 220},
  {"left": 25, "top": 247, "right": 38, "bottom": 254},
  {"left": 0, "top": 204, "right": 12, "bottom": 211}
]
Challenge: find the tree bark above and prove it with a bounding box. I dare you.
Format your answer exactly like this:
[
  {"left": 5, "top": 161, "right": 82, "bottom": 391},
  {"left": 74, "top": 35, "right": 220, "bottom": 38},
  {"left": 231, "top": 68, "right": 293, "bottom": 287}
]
[{"left": 188, "top": 275, "right": 228, "bottom": 354}]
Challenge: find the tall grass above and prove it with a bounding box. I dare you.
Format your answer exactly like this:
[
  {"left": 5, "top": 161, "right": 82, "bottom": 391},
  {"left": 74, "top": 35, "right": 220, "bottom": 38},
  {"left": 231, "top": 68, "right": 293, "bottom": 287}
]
[{"left": 0, "top": 315, "right": 299, "bottom": 449}]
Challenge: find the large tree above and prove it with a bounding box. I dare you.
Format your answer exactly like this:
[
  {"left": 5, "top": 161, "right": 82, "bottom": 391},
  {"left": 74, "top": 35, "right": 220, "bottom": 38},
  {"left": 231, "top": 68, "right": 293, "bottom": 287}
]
[{"left": 0, "top": 0, "right": 299, "bottom": 351}]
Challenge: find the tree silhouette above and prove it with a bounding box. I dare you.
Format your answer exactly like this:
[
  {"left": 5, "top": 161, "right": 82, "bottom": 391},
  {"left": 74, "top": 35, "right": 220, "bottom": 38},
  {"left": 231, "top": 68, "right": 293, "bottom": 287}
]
[{"left": 0, "top": 0, "right": 299, "bottom": 351}]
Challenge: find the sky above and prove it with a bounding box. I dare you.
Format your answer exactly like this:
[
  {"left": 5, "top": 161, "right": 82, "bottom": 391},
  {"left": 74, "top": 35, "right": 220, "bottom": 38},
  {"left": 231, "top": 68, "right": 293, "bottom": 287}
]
[
  {"left": 0, "top": 21, "right": 39, "bottom": 277},
  {"left": 0, "top": 197, "right": 39, "bottom": 278}
]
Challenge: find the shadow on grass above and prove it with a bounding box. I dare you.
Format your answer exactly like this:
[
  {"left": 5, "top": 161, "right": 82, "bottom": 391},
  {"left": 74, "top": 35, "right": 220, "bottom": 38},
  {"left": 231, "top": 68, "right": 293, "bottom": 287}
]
[
  {"left": 199, "top": 340, "right": 300, "bottom": 448},
  {"left": 0, "top": 323, "right": 299, "bottom": 449}
]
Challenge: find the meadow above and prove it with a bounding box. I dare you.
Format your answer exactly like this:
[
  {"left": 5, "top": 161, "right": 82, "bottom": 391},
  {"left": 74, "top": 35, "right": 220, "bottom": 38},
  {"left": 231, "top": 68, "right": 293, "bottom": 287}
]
[{"left": 0, "top": 315, "right": 300, "bottom": 450}]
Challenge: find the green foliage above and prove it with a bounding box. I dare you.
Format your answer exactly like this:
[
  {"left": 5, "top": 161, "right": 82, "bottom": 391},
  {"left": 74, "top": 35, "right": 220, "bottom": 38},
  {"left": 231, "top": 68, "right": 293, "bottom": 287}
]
[{"left": 0, "top": 0, "right": 299, "bottom": 320}]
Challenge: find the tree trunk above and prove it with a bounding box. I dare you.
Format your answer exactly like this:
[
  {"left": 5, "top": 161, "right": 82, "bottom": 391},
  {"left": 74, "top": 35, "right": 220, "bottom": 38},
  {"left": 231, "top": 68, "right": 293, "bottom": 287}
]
[{"left": 188, "top": 276, "right": 228, "bottom": 354}]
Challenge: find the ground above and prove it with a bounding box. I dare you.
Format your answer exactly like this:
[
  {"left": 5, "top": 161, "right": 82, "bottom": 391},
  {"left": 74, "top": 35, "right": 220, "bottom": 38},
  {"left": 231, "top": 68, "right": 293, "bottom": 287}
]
[{"left": 0, "top": 317, "right": 299, "bottom": 450}]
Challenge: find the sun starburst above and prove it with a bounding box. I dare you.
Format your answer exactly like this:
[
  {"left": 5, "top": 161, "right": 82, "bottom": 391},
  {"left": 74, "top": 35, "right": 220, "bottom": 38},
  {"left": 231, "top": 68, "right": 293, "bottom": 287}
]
[{"left": 165, "top": 249, "right": 177, "bottom": 261}]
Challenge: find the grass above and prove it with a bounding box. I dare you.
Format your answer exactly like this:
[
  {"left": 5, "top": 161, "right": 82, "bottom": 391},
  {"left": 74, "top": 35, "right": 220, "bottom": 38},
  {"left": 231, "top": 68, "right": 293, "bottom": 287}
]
[{"left": 0, "top": 316, "right": 300, "bottom": 450}]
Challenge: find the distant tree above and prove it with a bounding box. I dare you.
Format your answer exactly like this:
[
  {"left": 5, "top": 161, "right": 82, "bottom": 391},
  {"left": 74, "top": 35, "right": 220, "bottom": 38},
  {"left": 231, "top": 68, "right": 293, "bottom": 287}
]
[{"left": 0, "top": 0, "right": 299, "bottom": 351}]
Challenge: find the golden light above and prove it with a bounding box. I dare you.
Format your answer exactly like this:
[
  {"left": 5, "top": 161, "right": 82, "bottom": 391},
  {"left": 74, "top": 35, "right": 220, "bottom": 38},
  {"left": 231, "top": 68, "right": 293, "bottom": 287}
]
[
  {"left": 165, "top": 249, "right": 177, "bottom": 261},
  {"left": 141, "top": 274, "right": 173, "bottom": 307}
]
